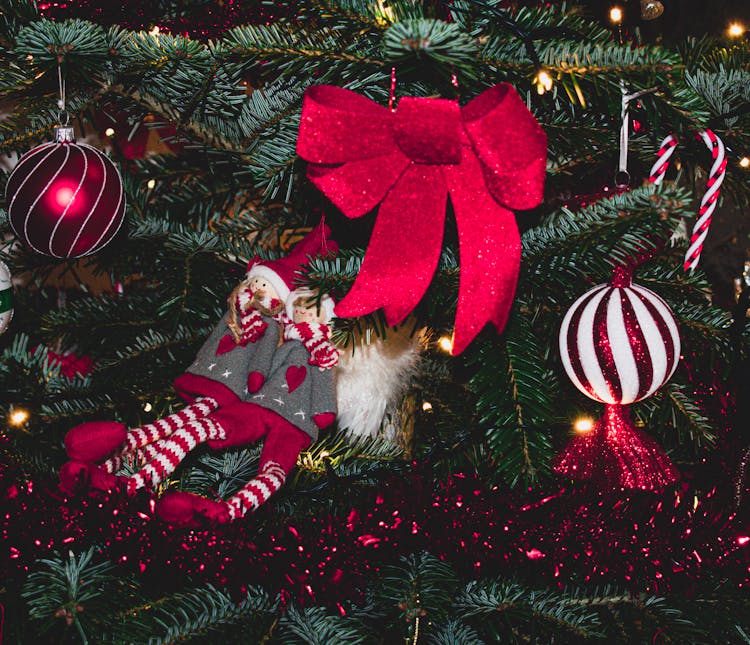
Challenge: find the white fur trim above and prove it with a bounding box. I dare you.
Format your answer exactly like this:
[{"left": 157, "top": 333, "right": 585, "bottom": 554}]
[
  {"left": 246, "top": 264, "right": 291, "bottom": 303},
  {"left": 336, "top": 324, "right": 425, "bottom": 440}
]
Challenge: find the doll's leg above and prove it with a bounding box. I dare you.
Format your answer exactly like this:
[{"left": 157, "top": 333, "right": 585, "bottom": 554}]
[
  {"left": 103, "top": 437, "right": 176, "bottom": 473},
  {"left": 122, "top": 397, "right": 220, "bottom": 453},
  {"left": 224, "top": 421, "right": 311, "bottom": 519},
  {"left": 65, "top": 397, "right": 220, "bottom": 466},
  {"left": 124, "top": 416, "right": 227, "bottom": 494},
  {"left": 155, "top": 419, "right": 311, "bottom": 525},
  {"left": 101, "top": 397, "right": 220, "bottom": 472}
]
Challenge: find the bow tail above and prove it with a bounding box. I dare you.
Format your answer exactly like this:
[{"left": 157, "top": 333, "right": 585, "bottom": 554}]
[
  {"left": 334, "top": 165, "right": 448, "bottom": 326},
  {"left": 445, "top": 151, "right": 521, "bottom": 356}
]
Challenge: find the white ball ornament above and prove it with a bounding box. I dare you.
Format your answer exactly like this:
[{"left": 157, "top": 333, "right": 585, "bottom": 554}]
[{"left": 559, "top": 280, "right": 680, "bottom": 406}]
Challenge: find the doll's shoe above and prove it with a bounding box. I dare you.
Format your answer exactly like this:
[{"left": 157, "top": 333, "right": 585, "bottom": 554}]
[
  {"left": 59, "top": 460, "right": 124, "bottom": 494},
  {"left": 155, "top": 491, "right": 231, "bottom": 527},
  {"left": 64, "top": 421, "right": 127, "bottom": 463}
]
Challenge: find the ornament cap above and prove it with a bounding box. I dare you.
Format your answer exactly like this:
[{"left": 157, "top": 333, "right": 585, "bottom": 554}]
[{"left": 54, "top": 126, "right": 75, "bottom": 143}]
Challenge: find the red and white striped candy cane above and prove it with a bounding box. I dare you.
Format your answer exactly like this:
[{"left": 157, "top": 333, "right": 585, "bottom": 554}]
[
  {"left": 648, "top": 134, "right": 678, "bottom": 185},
  {"left": 647, "top": 129, "right": 727, "bottom": 271}
]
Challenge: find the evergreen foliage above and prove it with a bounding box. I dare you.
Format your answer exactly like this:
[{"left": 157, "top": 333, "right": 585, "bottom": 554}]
[{"left": 1, "top": 0, "right": 749, "bottom": 642}]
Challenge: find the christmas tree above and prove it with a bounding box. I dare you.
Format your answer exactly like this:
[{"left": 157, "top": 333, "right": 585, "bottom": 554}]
[{"left": 2, "top": 0, "right": 750, "bottom": 642}]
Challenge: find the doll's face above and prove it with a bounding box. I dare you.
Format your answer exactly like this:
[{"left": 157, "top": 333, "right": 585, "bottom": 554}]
[
  {"left": 292, "top": 297, "right": 326, "bottom": 325},
  {"left": 249, "top": 276, "right": 278, "bottom": 301}
]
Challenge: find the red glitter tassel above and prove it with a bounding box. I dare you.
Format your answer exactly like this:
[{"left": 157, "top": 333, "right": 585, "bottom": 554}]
[{"left": 554, "top": 404, "right": 679, "bottom": 491}]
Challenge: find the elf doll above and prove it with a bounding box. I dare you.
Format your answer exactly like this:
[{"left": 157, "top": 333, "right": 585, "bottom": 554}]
[
  {"left": 60, "top": 222, "right": 338, "bottom": 523},
  {"left": 155, "top": 287, "right": 339, "bottom": 525}
]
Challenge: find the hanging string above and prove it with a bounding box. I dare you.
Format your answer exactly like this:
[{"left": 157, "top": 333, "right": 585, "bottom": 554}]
[
  {"left": 388, "top": 66, "right": 397, "bottom": 112},
  {"left": 57, "top": 62, "right": 69, "bottom": 126},
  {"left": 617, "top": 82, "right": 658, "bottom": 187}
]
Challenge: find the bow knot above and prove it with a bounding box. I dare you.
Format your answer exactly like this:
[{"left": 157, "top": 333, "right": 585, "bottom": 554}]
[
  {"left": 392, "top": 98, "right": 462, "bottom": 164},
  {"left": 297, "top": 83, "right": 546, "bottom": 354}
]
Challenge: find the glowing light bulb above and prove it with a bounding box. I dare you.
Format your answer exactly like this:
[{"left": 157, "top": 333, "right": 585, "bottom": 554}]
[
  {"left": 534, "top": 69, "right": 553, "bottom": 95},
  {"left": 104, "top": 127, "right": 115, "bottom": 137},
  {"left": 739, "top": 157, "right": 750, "bottom": 168},
  {"left": 9, "top": 408, "right": 30, "bottom": 426},
  {"left": 149, "top": 25, "right": 161, "bottom": 36},
  {"left": 609, "top": 6, "right": 623, "bottom": 23},
  {"left": 143, "top": 402, "right": 153, "bottom": 412},
  {"left": 574, "top": 417, "right": 595, "bottom": 434},
  {"left": 146, "top": 179, "right": 156, "bottom": 189},
  {"left": 728, "top": 22, "right": 746, "bottom": 37},
  {"left": 319, "top": 450, "right": 330, "bottom": 459},
  {"left": 422, "top": 401, "right": 433, "bottom": 412},
  {"left": 438, "top": 336, "right": 453, "bottom": 353}
]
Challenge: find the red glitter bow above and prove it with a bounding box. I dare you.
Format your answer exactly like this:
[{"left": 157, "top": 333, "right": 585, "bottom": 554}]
[{"left": 297, "top": 84, "right": 547, "bottom": 355}]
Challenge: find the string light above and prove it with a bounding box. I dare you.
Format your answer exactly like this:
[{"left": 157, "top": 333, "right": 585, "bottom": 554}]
[
  {"left": 534, "top": 69, "right": 553, "bottom": 95},
  {"left": 146, "top": 179, "right": 156, "bottom": 189},
  {"left": 104, "top": 127, "right": 115, "bottom": 137},
  {"left": 574, "top": 417, "right": 595, "bottom": 434},
  {"left": 143, "top": 402, "right": 153, "bottom": 412},
  {"left": 739, "top": 157, "right": 750, "bottom": 168},
  {"left": 8, "top": 407, "right": 30, "bottom": 427},
  {"left": 422, "top": 401, "right": 433, "bottom": 412},
  {"left": 149, "top": 25, "right": 161, "bottom": 36},
  {"left": 319, "top": 450, "right": 330, "bottom": 459},
  {"left": 728, "top": 22, "right": 746, "bottom": 37},
  {"left": 609, "top": 6, "right": 624, "bottom": 24},
  {"left": 437, "top": 336, "right": 454, "bottom": 353}
]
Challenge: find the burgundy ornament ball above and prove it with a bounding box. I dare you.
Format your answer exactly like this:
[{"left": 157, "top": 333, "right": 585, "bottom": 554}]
[
  {"left": 559, "top": 280, "right": 680, "bottom": 405},
  {"left": 6, "top": 127, "right": 125, "bottom": 258}
]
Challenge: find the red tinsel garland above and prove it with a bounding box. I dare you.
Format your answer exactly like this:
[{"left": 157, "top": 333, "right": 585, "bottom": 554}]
[{"left": 2, "top": 448, "right": 748, "bottom": 608}]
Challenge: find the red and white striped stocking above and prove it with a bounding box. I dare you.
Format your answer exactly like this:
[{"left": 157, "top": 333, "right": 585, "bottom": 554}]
[
  {"left": 125, "top": 416, "right": 226, "bottom": 494},
  {"left": 103, "top": 397, "right": 219, "bottom": 473},
  {"left": 225, "top": 462, "right": 287, "bottom": 519}
]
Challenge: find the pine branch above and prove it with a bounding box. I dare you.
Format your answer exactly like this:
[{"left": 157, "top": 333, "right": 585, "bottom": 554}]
[
  {"left": 467, "top": 316, "right": 555, "bottom": 486},
  {"left": 454, "top": 579, "right": 604, "bottom": 640},
  {"left": 22, "top": 548, "right": 121, "bottom": 643},
  {"left": 278, "top": 605, "right": 369, "bottom": 645},
  {"left": 110, "top": 584, "right": 277, "bottom": 645}
]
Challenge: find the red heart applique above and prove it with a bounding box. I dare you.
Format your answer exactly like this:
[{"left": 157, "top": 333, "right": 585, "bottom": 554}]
[
  {"left": 215, "top": 334, "right": 237, "bottom": 355},
  {"left": 286, "top": 365, "right": 307, "bottom": 393}
]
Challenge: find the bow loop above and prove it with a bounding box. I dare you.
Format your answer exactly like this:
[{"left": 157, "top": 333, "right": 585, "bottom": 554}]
[
  {"left": 462, "top": 83, "right": 547, "bottom": 210},
  {"left": 392, "top": 97, "right": 462, "bottom": 164},
  {"left": 298, "top": 85, "right": 394, "bottom": 164}
]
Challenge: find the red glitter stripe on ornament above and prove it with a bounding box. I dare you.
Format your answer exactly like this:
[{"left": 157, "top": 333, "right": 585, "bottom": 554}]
[
  {"left": 564, "top": 285, "right": 608, "bottom": 402},
  {"left": 592, "top": 287, "right": 622, "bottom": 403},
  {"left": 618, "top": 287, "right": 653, "bottom": 402}
]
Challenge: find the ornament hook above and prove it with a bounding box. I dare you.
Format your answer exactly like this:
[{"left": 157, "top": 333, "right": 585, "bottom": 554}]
[{"left": 617, "top": 82, "right": 658, "bottom": 188}]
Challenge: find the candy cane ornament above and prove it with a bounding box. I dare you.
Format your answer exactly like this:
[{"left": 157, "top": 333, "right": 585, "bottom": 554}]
[{"left": 647, "top": 130, "right": 727, "bottom": 272}]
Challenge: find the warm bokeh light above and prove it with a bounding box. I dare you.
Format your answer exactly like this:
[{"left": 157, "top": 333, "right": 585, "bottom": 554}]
[
  {"left": 728, "top": 22, "right": 746, "bottom": 37},
  {"left": 574, "top": 417, "right": 595, "bottom": 434},
  {"left": 609, "top": 6, "right": 623, "bottom": 24},
  {"left": 104, "top": 127, "right": 115, "bottom": 137},
  {"left": 149, "top": 25, "right": 161, "bottom": 35},
  {"left": 143, "top": 402, "right": 153, "bottom": 412},
  {"left": 739, "top": 157, "right": 750, "bottom": 168},
  {"left": 9, "top": 408, "right": 30, "bottom": 426},
  {"left": 534, "top": 69, "right": 553, "bottom": 95},
  {"left": 147, "top": 178, "right": 157, "bottom": 189},
  {"left": 422, "top": 401, "right": 433, "bottom": 412},
  {"left": 438, "top": 336, "right": 454, "bottom": 353}
]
